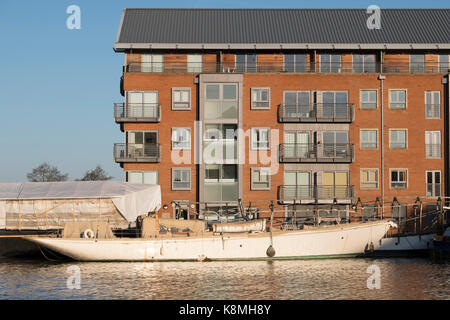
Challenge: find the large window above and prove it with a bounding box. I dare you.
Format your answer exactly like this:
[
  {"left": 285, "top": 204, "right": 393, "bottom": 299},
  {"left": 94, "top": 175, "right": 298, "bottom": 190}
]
[
  {"left": 187, "top": 54, "right": 202, "bottom": 72},
  {"left": 204, "top": 165, "right": 238, "bottom": 202},
  {"left": 390, "top": 130, "right": 407, "bottom": 149},
  {"left": 360, "top": 130, "right": 377, "bottom": 149},
  {"left": 251, "top": 88, "right": 270, "bottom": 109},
  {"left": 205, "top": 83, "right": 238, "bottom": 119},
  {"left": 283, "top": 91, "right": 311, "bottom": 117},
  {"left": 360, "top": 90, "right": 377, "bottom": 109},
  {"left": 172, "top": 168, "right": 191, "bottom": 190},
  {"left": 141, "top": 54, "right": 163, "bottom": 72},
  {"left": 390, "top": 169, "right": 407, "bottom": 189},
  {"left": 172, "top": 88, "right": 191, "bottom": 110},
  {"left": 172, "top": 128, "right": 191, "bottom": 150},
  {"left": 284, "top": 54, "right": 306, "bottom": 72},
  {"left": 389, "top": 90, "right": 406, "bottom": 109},
  {"left": 353, "top": 54, "right": 376, "bottom": 73},
  {"left": 425, "top": 91, "right": 440, "bottom": 119},
  {"left": 410, "top": 54, "right": 425, "bottom": 73},
  {"left": 251, "top": 128, "right": 270, "bottom": 150},
  {"left": 127, "top": 171, "right": 158, "bottom": 184},
  {"left": 322, "top": 91, "right": 348, "bottom": 118},
  {"left": 126, "top": 91, "right": 158, "bottom": 118},
  {"left": 439, "top": 54, "right": 450, "bottom": 73},
  {"left": 361, "top": 169, "right": 378, "bottom": 189},
  {"left": 425, "top": 131, "right": 441, "bottom": 158},
  {"left": 251, "top": 168, "right": 271, "bottom": 190},
  {"left": 426, "top": 171, "right": 441, "bottom": 197},
  {"left": 320, "top": 54, "right": 341, "bottom": 73},
  {"left": 236, "top": 54, "right": 257, "bottom": 72}
]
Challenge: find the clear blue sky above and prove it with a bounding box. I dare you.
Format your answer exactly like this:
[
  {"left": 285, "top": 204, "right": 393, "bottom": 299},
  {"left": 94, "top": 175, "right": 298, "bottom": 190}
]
[{"left": 0, "top": 0, "right": 447, "bottom": 182}]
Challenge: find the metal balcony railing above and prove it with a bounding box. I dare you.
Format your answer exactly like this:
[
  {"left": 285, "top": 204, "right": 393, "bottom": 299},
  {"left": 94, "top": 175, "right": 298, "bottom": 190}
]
[
  {"left": 114, "top": 103, "right": 161, "bottom": 123},
  {"left": 425, "top": 104, "right": 441, "bottom": 119},
  {"left": 124, "top": 61, "right": 450, "bottom": 74},
  {"left": 278, "top": 103, "right": 353, "bottom": 123},
  {"left": 278, "top": 185, "right": 355, "bottom": 202},
  {"left": 425, "top": 144, "right": 441, "bottom": 158},
  {"left": 279, "top": 143, "right": 354, "bottom": 163},
  {"left": 114, "top": 143, "right": 161, "bottom": 163}
]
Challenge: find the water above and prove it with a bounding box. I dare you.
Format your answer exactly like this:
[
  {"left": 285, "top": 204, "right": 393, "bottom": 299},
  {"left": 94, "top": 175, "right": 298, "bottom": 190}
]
[{"left": 0, "top": 258, "right": 449, "bottom": 300}]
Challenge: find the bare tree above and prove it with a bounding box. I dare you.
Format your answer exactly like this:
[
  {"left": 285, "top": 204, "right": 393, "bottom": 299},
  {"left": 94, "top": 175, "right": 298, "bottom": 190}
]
[
  {"left": 27, "top": 162, "right": 69, "bottom": 182},
  {"left": 77, "top": 165, "right": 112, "bottom": 181}
]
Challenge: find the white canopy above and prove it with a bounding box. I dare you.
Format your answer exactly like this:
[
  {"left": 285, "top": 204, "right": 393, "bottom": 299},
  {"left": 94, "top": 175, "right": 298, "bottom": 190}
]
[{"left": 0, "top": 181, "right": 161, "bottom": 222}]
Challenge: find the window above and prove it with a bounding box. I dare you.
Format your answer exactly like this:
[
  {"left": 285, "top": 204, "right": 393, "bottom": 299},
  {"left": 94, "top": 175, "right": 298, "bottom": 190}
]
[
  {"left": 360, "top": 130, "right": 377, "bottom": 149},
  {"left": 141, "top": 54, "right": 163, "bottom": 72},
  {"left": 251, "top": 88, "right": 270, "bottom": 109},
  {"left": 425, "top": 91, "right": 440, "bottom": 119},
  {"left": 172, "top": 168, "right": 191, "bottom": 190},
  {"left": 205, "top": 83, "right": 238, "bottom": 120},
  {"left": 390, "top": 170, "right": 407, "bottom": 189},
  {"left": 172, "top": 88, "right": 191, "bottom": 110},
  {"left": 251, "top": 168, "right": 271, "bottom": 190},
  {"left": 426, "top": 171, "right": 441, "bottom": 197},
  {"left": 439, "top": 54, "right": 450, "bottom": 73},
  {"left": 251, "top": 128, "right": 270, "bottom": 150},
  {"left": 187, "top": 54, "right": 202, "bottom": 72},
  {"left": 284, "top": 54, "right": 306, "bottom": 72},
  {"left": 171, "top": 128, "right": 191, "bottom": 150},
  {"left": 127, "top": 171, "right": 158, "bottom": 184},
  {"left": 390, "top": 130, "right": 407, "bottom": 149},
  {"left": 322, "top": 91, "right": 348, "bottom": 118},
  {"left": 126, "top": 91, "right": 158, "bottom": 118},
  {"left": 353, "top": 54, "right": 376, "bottom": 73},
  {"left": 410, "top": 54, "right": 425, "bottom": 73},
  {"left": 360, "top": 90, "right": 377, "bottom": 109},
  {"left": 322, "top": 131, "right": 349, "bottom": 158},
  {"left": 283, "top": 91, "right": 311, "bottom": 118},
  {"left": 389, "top": 90, "right": 406, "bottom": 109},
  {"left": 360, "top": 169, "right": 378, "bottom": 189},
  {"left": 320, "top": 54, "right": 341, "bottom": 73},
  {"left": 425, "top": 131, "right": 441, "bottom": 158},
  {"left": 236, "top": 54, "right": 257, "bottom": 72}
]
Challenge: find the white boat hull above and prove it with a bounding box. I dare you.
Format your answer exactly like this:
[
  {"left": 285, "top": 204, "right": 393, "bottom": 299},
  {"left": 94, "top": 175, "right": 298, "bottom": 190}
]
[{"left": 25, "top": 220, "right": 395, "bottom": 262}]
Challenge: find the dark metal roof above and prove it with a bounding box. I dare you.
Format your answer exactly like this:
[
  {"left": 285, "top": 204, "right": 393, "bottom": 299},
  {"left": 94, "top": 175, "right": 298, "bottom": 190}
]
[{"left": 114, "top": 9, "right": 450, "bottom": 50}]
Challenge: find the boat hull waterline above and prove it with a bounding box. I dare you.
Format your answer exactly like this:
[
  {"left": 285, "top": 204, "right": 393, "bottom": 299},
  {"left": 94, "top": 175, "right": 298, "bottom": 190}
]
[{"left": 25, "top": 220, "right": 395, "bottom": 262}]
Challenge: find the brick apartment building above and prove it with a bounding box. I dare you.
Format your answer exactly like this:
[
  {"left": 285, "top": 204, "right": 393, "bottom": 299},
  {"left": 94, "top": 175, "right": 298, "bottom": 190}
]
[{"left": 113, "top": 8, "right": 450, "bottom": 222}]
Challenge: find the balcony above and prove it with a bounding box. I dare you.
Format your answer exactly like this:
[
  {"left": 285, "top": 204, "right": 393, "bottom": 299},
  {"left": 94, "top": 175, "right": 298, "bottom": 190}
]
[
  {"left": 114, "top": 103, "right": 161, "bottom": 123},
  {"left": 114, "top": 143, "right": 161, "bottom": 163},
  {"left": 279, "top": 143, "right": 354, "bottom": 163},
  {"left": 425, "top": 144, "right": 441, "bottom": 159},
  {"left": 278, "top": 185, "right": 354, "bottom": 204},
  {"left": 123, "top": 61, "right": 449, "bottom": 74},
  {"left": 278, "top": 103, "right": 353, "bottom": 123}
]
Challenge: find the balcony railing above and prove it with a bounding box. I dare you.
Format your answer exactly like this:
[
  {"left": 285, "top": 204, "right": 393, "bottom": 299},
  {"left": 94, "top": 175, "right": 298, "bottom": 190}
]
[
  {"left": 278, "top": 185, "right": 355, "bottom": 202},
  {"left": 425, "top": 144, "right": 441, "bottom": 158},
  {"left": 114, "top": 103, "right": 161, "bottom": 123},
  {"left": 114, "top": 143, "right": 161, "bottom": 163},
  {"left": 124, "top": 61, "right": 450, "bottom": 74},
  {"left": 279, "top": 143, "right": 354, "bottom": 163},
  {"left": 425, "top": 104, "right": 441, "bottom": 119},
  {"left": 278, "top": 103, "right": 353, "bottom": 123}
]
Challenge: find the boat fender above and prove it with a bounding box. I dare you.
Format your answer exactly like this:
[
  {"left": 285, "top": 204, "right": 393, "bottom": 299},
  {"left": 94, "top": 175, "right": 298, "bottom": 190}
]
[
  {"left": 266, "top": 245, "right": 276, "bottom": 257},
  {"left": 369, "top": 242, "right": 374, "bottom": 252},
  {"left": 83, "top": 229, "right": 95, "bottom": 239}
]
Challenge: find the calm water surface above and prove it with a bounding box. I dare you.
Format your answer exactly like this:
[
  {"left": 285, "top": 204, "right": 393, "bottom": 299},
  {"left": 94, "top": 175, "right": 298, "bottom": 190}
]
[{"left": 0, "top": 258, "right": 449, "bottom": 299}]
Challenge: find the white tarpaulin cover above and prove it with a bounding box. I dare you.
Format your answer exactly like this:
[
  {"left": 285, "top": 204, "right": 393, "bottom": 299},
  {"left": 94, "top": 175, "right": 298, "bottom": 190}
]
[{"left": 0, "top": 181, "right": 161, "bottom": 222}]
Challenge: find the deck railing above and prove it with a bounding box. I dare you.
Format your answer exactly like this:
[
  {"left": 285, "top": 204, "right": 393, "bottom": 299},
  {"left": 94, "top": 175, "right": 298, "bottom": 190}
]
[
  {"left": 279, "top": 143, "right": 354, "bottom": 163},
  {"left": 278, "top": 185, "right": 355, "bottom": 202},
  {"left": 114, "top": 143, "right": 161, "bottom": 163},
  {"left": 124, "top": 61, "right": 450, "bottom": 74},
  {"left": 278, "top": 103, "right": 353, "bottom": 123},
  {"left": 114, "top": 103, "right": 161, "bottom": 123}
]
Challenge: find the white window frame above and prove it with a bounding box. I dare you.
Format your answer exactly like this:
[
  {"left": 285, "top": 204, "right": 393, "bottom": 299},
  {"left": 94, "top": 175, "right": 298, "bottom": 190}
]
[
  {"left": 251, "top": 168, "right": 271, "bottom": 190},
  {"left": 390, "top": 169, "right": 408, "bottom": 189},
  {"left": 426, "top": 170, "right": 441, "bottom": 197},
  {"left": 172, "top": 168, "right": 191, "bottom": 190},
  {"left": 187, "top": 54, "right": 203, "bottom": 73},
  {"left": 251, "top": 88, "right": 270, "bottom": 109},
  {"left": 126, "top": 171, "right": 158, "bottom": 185},
  {"left": 172, "top": 88, "right": 191, "bottom": 110},
  {"left": 425, "top": 131, "right": 441, "bottom": 159},
  {"left": 141, "top": 54, "right": 164, "bottom": 73},
  {"left": 389, "top": 129, "right": 407, "bottom": 149},
  {"left": 360, "top": 89, "right": 378, "bottom": 109},
  {"left": 360, "top": 129, "right": 378, "bottom": 149},
  {"left": 360, "top": 169, "right": 379, "bottom": 190},
  {"left": 425, "top": 91, "right": 440, "bottom": 119},
  {"left": 251, "top": 127, "right": 270, "bottom": 150},
  {"left": 389, "top": 89, "right": 407, "bottom": 109},
  {"left": 171, "top": 128, "right": 191, "bottom": 150}
]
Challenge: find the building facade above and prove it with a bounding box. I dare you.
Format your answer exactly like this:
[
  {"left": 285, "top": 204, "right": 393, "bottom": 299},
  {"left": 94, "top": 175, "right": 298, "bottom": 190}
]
[{"left": 113, "top": 9, "right": 450, "bottom": 222}]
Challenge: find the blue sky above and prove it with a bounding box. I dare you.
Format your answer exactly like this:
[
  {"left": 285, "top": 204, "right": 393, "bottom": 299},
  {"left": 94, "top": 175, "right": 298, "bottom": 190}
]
[{"left": 0, "top": 0, "right": 447, "bottom": 182}]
